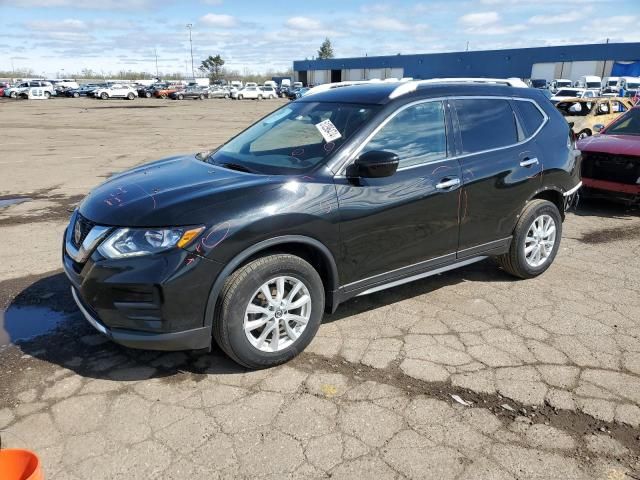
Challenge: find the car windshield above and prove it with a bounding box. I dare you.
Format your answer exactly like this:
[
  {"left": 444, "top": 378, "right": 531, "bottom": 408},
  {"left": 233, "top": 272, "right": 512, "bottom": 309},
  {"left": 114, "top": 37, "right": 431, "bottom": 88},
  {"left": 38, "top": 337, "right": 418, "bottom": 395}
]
[
  {"left": 531, "top": 80, "right": 546, "bottom": 87},
  {"left": 586, "top": 82, "right": 600, "bottom": 88},
  {"left": 608, "top": 80, "right": 618, "bottom": 86},
  {"left": 605, "top": 108, "right": 640, "bottom": 136},
  {"left": 207, "top": 102, "right": 379, "bottom": 175},
  {"left": 556, "top": 89, "right": 580, "bottom": 96},
  {"left": 627, "top": 82, "right": 640, "bottom": 89}
]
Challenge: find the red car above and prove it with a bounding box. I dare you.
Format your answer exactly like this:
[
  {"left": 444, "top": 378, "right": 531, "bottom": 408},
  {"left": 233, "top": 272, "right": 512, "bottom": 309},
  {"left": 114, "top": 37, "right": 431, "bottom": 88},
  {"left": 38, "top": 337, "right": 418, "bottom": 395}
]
[
  {"left": 577, "top": 106, "right": 640, "bottom": 204},
  {"left": 0, "top": 83, "right": 10, "bottom": 97}
]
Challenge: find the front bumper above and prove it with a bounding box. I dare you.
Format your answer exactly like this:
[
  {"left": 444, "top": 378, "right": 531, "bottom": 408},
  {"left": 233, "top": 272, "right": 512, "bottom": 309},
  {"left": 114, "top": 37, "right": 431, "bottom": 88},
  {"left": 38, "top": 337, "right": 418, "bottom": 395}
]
[
  {"left": 70, "top": 287, "right": 211, "bottom": 350},
  {"left": 63, "top": 216, "right": 222, "bottom": 351}
]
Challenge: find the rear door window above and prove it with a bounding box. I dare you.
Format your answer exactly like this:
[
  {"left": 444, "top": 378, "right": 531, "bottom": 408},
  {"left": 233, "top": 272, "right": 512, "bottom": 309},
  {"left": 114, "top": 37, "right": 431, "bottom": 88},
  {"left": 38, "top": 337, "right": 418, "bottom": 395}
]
[{"left": 452, "top": 99, "right": 519, "bottom": 154}]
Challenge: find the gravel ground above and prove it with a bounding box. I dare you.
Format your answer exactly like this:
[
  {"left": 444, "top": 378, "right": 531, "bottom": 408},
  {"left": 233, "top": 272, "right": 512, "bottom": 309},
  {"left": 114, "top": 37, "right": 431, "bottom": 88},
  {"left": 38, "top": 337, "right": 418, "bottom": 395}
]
[{"left": 0, "top": 96, "right": 639, "bottom": 479}]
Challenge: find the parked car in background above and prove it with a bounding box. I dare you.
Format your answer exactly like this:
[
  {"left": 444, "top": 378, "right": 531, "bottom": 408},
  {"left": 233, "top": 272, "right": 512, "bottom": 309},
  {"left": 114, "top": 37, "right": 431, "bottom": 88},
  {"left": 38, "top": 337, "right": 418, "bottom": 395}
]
[
  {"left": 550, "top": 88, "right": 596, "bottom": 104},
  {"left": 578, "top": 106, "right": 640, "bottom": 204},
  {"left": 292, "top": 81, "right": 303, "bottom": 89},
  {"left": 4, "top": 80, "right": 55, "bottom": 98},
  {"left": 154, "top": 85, "right": 181, "bottom": 98},
  {"left": 206, "top": 86, "right": 230, "bottom": 99},
  {"left": 62, "top": 80, "right": 580, "bottom": 368},
  {"left": 93, "top": 84, "right": 138, "bottom": 100},
  {"left": 530, "top": 79, "right": 548, "bottom": 89},
  {"left": 232, "top": 86, "right": 266, "bottom": 100},
  {"left": 137, "top": 84, "right": 164, "bottom": 98},
  {"left": 66, "top": 84, "right": 101, "bottom": 97},
  {"left": 550, "top": 79, "right": 572, "bottom": 93},
  {"left": 0, "top": 82, "right": 10, "bottom": 97},
  {"left": 555, "top": 97, "right": 634, "bottom": 139},
  {"left": 619, "top": 77, "right": 640, "bottom": 96},
  {"left": 86, "top": 83, "right": 109, "bottom": 97},
  {"left": 287, "top": 87, "right": 310, "bottom": 100},
  {"left": 575, "top": 75, "right": 602, "bottom": 92},
  {"left": 169, "top": 87, "right": 207, "bottom": 100},
  {"left": 602, "top": 76, "right": 620, "bottom": 94},
  {"left": 259, "top": 86, "right": 278, "bottom": 99}
]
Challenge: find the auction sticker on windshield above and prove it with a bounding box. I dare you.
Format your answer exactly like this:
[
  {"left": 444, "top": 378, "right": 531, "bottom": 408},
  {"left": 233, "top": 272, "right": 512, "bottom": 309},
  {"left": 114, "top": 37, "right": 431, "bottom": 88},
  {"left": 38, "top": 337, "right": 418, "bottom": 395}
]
[{"left": 315, "top": 119, "right": 342, "bottom": 143}]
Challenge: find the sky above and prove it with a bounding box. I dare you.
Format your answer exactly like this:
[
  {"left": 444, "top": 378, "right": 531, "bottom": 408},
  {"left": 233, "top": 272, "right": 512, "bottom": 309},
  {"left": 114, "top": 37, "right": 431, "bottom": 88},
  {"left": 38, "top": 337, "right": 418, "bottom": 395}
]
[{"left": 0, "top": 0, "right": 638, "bottom": 77}]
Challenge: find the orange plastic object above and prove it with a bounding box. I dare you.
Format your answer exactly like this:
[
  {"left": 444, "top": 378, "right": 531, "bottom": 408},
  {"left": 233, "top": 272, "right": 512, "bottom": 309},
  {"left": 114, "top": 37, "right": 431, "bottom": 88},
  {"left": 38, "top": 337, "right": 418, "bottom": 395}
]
[{"left": 0, "top": 449, "right": 43, "bottom": 480}]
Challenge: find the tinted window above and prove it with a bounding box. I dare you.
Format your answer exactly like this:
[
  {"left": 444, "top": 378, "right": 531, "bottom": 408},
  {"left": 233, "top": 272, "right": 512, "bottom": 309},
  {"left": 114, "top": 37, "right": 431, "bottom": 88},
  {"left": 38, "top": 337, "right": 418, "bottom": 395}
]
[
  {"left": 515, "top": 100, "right": 545, "bottom": 136},
  {"left": 453, "top": 99, "right": 518, "bottom": 154},
  {"left": 362, "top": 101, "right": 447, "bottom": 169}
]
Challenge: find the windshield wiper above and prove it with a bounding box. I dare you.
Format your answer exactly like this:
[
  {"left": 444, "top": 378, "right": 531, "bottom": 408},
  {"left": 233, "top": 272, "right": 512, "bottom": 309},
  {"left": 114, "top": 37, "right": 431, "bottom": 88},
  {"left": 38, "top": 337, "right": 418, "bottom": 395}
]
[{"left": 219, "top": 162, "right": 256, "bottom": 174}]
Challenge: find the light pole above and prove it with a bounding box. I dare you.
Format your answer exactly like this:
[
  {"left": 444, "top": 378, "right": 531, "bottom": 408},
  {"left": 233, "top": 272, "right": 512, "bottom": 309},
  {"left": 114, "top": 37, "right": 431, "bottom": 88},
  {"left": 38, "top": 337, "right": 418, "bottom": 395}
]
[
  {"left": 154, "top": 48, "right": 159, "bottom": 79},
  {"left": 186, "top": 24, "right": 194, "bottom": 79}
]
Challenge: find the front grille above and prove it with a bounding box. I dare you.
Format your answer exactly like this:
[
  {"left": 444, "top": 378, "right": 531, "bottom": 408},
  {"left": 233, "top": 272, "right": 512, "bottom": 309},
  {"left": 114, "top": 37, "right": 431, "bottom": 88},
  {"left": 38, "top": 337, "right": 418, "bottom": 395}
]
[
  {"left": 72, "top": 214, "right": 95, "bottom": 248},
  {"left": 581, "top": 152, "right": 640, "bottom": 186}
]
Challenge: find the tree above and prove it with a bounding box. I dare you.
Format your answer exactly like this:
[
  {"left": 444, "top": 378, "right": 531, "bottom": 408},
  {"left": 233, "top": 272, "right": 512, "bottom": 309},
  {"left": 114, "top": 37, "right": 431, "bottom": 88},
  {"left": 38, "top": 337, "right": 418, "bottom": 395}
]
[
  {"left": 200, "top": 54, "right": 225, "bottom": 80},
  {"left": 317, "top": 38, "right": 334, "bottom": 59}
]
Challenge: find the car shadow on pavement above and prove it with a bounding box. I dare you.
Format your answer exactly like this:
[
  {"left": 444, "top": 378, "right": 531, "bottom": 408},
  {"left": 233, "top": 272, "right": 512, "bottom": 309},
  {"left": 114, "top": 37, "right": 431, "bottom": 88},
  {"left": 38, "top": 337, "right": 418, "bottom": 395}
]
[
  {"left": 324, "top": 258, "right": 514, "bottom": 324},
  {"left": 573, "top": 197, "right": 638, "bottom": 219},
  {"left": 6, "top": 273, "right": 246, "bottom": 383}
]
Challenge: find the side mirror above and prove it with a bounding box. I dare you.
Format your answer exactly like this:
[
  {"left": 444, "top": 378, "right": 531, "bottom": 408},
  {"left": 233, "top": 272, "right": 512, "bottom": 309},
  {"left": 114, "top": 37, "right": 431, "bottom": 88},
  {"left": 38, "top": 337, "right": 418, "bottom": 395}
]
[
  {"left": 348, "top": 150, "right": 400, "bottom": 179},
  {"left": 593, "top": 124, "right": 605, "bottom": 133}
]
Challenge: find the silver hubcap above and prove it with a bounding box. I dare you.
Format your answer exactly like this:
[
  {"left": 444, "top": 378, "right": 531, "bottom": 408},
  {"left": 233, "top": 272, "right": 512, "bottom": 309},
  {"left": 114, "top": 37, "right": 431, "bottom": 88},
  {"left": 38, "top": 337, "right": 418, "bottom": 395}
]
[
  {"left": 243, "top": 276, "right": 311, "bottom": 352},
  {"left": 525, "top": 214, "right": 556, "bottom": 268}
]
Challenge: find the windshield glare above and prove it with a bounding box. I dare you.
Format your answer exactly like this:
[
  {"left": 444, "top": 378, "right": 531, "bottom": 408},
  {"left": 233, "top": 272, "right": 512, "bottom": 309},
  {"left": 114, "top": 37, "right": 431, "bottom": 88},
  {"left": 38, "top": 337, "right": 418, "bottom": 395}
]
[
  {"left": 208, "top": 102, "right": 379, "bottom": 175},
  {"left": 605, "top": 108, "right": 640, "bottom": 136}
]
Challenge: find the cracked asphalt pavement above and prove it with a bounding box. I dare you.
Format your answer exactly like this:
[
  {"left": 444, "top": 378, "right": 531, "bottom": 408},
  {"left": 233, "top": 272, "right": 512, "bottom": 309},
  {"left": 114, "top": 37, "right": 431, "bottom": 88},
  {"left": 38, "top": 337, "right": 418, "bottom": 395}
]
[{"left": 0, "top": 98, "right": 639, "bottom": 479}]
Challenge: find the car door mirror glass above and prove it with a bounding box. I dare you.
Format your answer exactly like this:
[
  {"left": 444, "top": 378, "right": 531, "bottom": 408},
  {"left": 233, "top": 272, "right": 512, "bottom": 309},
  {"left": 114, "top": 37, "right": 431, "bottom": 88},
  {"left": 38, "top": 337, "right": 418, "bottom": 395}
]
[
  {"left": 349, "top": 150, "right": 399, "bottom": 179},
  {"left": 593, "top": 124, "right": 605, "bottom": 133}
]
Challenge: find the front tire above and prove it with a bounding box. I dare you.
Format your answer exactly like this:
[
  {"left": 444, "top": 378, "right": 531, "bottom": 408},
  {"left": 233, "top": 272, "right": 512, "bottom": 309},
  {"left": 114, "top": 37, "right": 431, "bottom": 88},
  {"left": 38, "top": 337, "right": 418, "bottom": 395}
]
[
  {"left": 257, "top": 94, "right": 263, "bottom": 100},
  {"left": 44, "top": 91, "right": 51, "bottom": 99},
  {"left": 73, "top": 92, "right": 80, "bottom": 98},
  {"left": 100, "top": 92, "right": 108, "bottom": 100},
  {"left": 213, "top": 254, "right": 325, "bottom": 369},
  {"left": 127, "top": 93, "right": 135, "bottom": 100},
  {"left": 145, "top": 91, "right": 151, "bottom": 98},
  {"left": 199, "top": 94, "right": 205, "bottom": 100},
  {"left": 494, "top": 199, "right": 562, "bottom": 279}
]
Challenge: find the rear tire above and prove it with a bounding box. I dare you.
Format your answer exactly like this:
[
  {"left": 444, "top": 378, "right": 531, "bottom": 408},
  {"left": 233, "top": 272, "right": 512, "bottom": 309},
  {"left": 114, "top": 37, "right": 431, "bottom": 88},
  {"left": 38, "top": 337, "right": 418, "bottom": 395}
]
[
  {"left": 178, "top": 94, "right": 184, "bottom": 100},
  {"left": 44, "top": 91, "right": 51, "bottom": 98},
  {"left": 73, "top": 92, "right": 80, "bottom": 98},
  {"left": 238, "top": 94, "right": 243, "bottom": 100},
  {"left": 213, "top": 254, "right": 325, "bottom": 369},
  {"left": 494, "top": 199, "right": 562, "bottom": 279},
  {"left": 145, "top": 92, "right": 151, "bottom": 98},
  {"left": 257, "top": 94, "right": 263, "bottom": 100},
  {"left": 199, "top": 94, "right": 205, "bottom": 100},
  {"left": 127, "top": 93, "right": 135, "bottom": 100}
]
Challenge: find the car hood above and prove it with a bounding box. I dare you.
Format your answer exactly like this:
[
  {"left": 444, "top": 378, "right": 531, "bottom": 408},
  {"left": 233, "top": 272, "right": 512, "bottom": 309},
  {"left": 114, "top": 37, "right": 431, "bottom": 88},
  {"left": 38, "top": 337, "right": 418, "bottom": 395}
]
[
  {"left": 578, "top": 134, "right": 640, "bottom": 157},
  {"left": 79, "top": 154, "right": 281, "bottom": 227}
]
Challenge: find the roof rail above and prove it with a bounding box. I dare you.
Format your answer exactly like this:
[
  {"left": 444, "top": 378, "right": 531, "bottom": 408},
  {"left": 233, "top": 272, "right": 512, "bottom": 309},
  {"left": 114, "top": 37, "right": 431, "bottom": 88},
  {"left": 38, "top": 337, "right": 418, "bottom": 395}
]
[
  {"left": 389, "top": 77, "right": 528, "bottom": 99},
  {"left": 304, "top": 78, "right": 413, "bottom": 97}
]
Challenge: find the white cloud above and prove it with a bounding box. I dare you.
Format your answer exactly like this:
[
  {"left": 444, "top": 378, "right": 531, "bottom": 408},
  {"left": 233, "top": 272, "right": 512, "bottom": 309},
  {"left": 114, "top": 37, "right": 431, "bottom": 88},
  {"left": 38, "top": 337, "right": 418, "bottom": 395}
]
[
  {"left": 0, "top": 0, "right": 158, "bottom": 8},
  {"left": 285, "top": 16, "right": 323, "bottom": 31},
  {"left": 528, "top": 11, "right": 588, "bottom": 25},
  {"left": 25, "top": 18, "right": 88, "bottom": 31},
  {"left": 199, "top": 13, "right": 238, "bottom": 28},
  {"left": 459, "top": 12, "right": 500, "bottom": 27},
  {"left": 360, "top": 3, "right": 391, "bottom": 14},
  {"left": 201, "top": 0, "right": 223, "bottom": 4}
]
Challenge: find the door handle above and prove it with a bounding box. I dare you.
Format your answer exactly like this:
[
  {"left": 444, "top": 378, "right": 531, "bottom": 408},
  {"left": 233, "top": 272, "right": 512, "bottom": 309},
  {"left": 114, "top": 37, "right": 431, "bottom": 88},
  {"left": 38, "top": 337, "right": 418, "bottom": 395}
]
[
  {"left": 435, "top": 177, "right": 461, "bottom": 190},
  {"left": 520, "top": 157, "right": 539, "bottom": 167}
]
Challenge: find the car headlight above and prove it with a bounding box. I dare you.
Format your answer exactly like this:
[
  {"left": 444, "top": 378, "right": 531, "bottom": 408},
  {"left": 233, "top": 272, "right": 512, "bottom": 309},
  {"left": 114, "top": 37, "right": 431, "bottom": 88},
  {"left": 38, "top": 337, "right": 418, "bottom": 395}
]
[{"left": 97, "top": 226, "right": 204, "bottom": 259}]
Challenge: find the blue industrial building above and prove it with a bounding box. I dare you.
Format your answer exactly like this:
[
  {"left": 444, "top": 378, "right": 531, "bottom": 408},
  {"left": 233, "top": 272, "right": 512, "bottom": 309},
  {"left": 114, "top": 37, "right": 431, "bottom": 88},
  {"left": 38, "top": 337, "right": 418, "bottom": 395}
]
[{"left": 293, "top": 42, "right": 640, "bottom": 86}]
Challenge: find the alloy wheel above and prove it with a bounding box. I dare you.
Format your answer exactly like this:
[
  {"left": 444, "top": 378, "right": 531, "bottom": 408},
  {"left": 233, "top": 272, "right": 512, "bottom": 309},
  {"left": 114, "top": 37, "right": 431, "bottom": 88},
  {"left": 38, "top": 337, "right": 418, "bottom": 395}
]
[
  {"left": 524, "top": 214, "right": 556, "bottom": 268},
  {"left": 243, "top": 276, "right": 311, "bottom": 352}
]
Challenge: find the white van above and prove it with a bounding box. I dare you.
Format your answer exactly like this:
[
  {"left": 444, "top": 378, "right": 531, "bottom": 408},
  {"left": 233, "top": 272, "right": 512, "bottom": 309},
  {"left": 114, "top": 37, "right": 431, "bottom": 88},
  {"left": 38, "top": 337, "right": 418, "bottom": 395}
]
[
  {"left": 263, "top": 80, "right": 277, "bottom": 88},
  {"left": 575, "top": 75, "right": 602, "bottom": 91},
  {"left": 601, "top": 76, "right": 620, "bottom": 93},
  {"left": 619, "top": 77, "right": 640, "bottom": 94},
  {"left": 245, "top": 82, "right": 258, "bottom": 88},
  {"left": 292, "top": 81, "right": 303, "bottom": 89},
  {"left": 550, "top": 79, "right": 572, "bottom": 93}
]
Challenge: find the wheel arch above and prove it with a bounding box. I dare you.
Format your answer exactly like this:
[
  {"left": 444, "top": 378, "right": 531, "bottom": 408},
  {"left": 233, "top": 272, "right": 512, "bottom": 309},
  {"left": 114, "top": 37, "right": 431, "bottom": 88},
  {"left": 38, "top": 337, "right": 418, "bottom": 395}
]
[
  {"left": 203, "top": 235, "right": 340, "bottom": 330},
  {"left": 528, "top": 187, "right": 565, "bottom": 220}
]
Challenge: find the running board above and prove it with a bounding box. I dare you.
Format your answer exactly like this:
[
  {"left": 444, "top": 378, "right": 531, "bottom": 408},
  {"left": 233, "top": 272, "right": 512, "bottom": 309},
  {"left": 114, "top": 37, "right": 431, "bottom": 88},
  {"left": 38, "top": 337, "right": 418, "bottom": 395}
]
[{"left": 356, "top": 256, "right": 487, "bottom": 297}]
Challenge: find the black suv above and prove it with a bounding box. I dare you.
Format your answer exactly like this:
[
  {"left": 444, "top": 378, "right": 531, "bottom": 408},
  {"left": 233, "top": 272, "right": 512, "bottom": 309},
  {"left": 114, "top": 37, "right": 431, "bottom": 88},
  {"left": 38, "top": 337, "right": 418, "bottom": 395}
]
[{"left": 63, "top": 81, "right": 581, "bottom": 368}]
